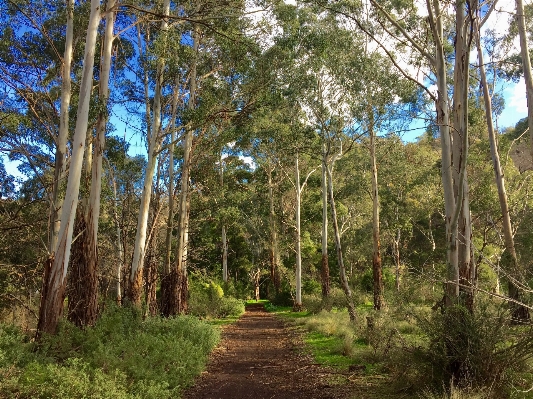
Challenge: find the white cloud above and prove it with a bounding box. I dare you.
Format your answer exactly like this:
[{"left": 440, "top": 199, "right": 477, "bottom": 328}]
[{"left": 507, "top": 78, "right": 528, "bottom": 114}]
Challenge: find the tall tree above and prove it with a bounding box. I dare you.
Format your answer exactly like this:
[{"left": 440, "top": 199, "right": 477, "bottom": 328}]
[
  {"left": 516, "top": 0, "right": 533, "bottom": 158},
  {"left": 171, "top": 25, "right": 200, "bottom": 315},
  {"left": 67, "top": 0, "right": 116, "bottom": 328},
  {"left": 476, "top": 18, "right": 530, "bottom": 321},
  {"left": 129, "top": 0, "right": 170, "bottom": 306},
  {"left": 37, "top": 0, "right": 101, "bottom": 336}
]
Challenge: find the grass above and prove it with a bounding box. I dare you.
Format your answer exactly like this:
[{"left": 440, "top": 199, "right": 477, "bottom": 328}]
[
  {"left": 304, "top": 331, "right": 354, "bottom": 368},
  {"left": 264, "top": 297, "right": 430, "bottom": 398},
  {"left": 207, "top": 314, "right": 242, "bottom": 326}
]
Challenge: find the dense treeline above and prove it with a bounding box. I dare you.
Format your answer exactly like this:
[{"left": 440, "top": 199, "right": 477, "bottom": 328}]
[{"left": 2, "top": 0, "right": 533, "bottom": 396}]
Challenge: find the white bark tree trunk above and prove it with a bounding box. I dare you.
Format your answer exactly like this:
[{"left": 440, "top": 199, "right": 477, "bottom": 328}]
[
  {"left": 267, "top": 165, "right": 281, "bottom": 293},
  {"left": 516, "top": 0, "right": 533, "bottom": 158},
  {"left": 451, "top": 0, "right": 474, "bottom": 309},
  {"left": 294, "top": 152, "right": 303, "bottom": 310},
  {"left": 109, "top": 167, "right": 123, "bottom": 304},
  {"left": 163, "top": 80, "right": 179, "bottom": 276},
  {"left": 477, "top": 26, "right": 530, "bottom": 321},
  {"left": 321, "top": 145, "right": 330, "bottom": 298},
  {"left": 67, "top": 0, "right": 115, "bottom": 327},
  {"left": 172, "top": 25, "right": 199, "bottom": 315},
  {"left": 220, "top": 152, "right": 228, "bottom": 283},
  {"left": 129, "top": 0, "right": 170, "bottom": 305},
  {"left": 427, "top": 0, "right": 459, "bottom": 306},
  {"left": 37, "top": 0, "right": 101, "bottom": 336},
  {"left": 369, "top": 118, "right": 384, "bottom": 310},
  {"left": 49, "top": 0, "right": 74, "bottom": 254},
  {"left": 326, "top": 164, "right": 356, "bottom": 322}
]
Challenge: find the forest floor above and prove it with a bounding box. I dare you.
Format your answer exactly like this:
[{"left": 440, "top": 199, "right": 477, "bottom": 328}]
[{"left": 182, "top": 303, "right": 390, "bottom": 399}]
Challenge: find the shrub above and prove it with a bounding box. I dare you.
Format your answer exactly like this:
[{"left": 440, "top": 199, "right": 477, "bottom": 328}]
[
  {"left": 0, "top": 304, "right": 220, "bottom": 398},
  {"left": 413, "top": 300, "right": 533, "bottom": 395},
  {"left": 188, "top": 280, "right": 245, "bottom": 318}
]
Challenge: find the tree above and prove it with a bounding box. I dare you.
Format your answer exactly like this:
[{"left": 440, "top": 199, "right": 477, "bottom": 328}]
[
  {"left": 67, "top": 0, "right": 116, "bottom": 328},
  {"left": 129, "top": 0, "right": 170, "bottom": 306},
  {"left": 37, "top": 0, "right": 101, "bottom": 336},
  {"left": 476, "top": 18, "right": 530, "bottom": 321},
  {"left": 515, "top": 0, "right": 533, "bottom": 158}
]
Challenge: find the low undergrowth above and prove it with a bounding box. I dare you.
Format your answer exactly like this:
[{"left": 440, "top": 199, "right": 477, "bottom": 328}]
[
  {"left": 271, "top": 290, "right": 533, "bottom": 399},
  {"left": 0, "top": 304, "right": 220, "bottom": 399},
  {"left": 188, "top": 279, "right": 245, "bottom": 319}
]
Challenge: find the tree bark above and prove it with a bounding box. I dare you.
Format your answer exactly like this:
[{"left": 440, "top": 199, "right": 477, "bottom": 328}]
[
  {"left": 129, "top": 0, "right": 169, "bottom": 306},
  {"left": 326, "top": 164, "right": 356, "bottom": 322},
  {"left": 49, "top": 0, "right": 74, "bottom": 254},
  {"left": 37, "top": 0, "right": 101, "bottom": 337},
  {"left": 369, "top": 118, "right": 384, "bottom": 310},
  {"left": 67, "top": 0, "right": 115, "bottom": 328},
  {"left": 392, "top": 228, "right": 400, "bottom": 291},
  {"left": 451, "top": 0, "right": 474, "bottom": 310},
  {"left": 477, "top": 27, "right": 530, "bottom": 322},
  {"left": 426, "top": 0, "right": 460, "bottom": 308},
  {"left": 516, "top": 0, "right": 533, "bottom": 158},
  {"left": 221, "top": 152, "right": 228, "bottom": 283},
  {"left": 267, "top": 165, "right": 281, "bottom": 293},
  {"left": 108, "top": 167, "right": 123, "bottom": 304},
  {"left": 321, "top": 145, "right": 330, "bottom": 298},
  {"left": 171, "top": 25, "right": 199, "bottom": 315},
  {"left": 294, "top": 152, "right": 303, "bottom": 311},
  {"left": 160, "top": 82, "right": 179, "bottom": 316}
]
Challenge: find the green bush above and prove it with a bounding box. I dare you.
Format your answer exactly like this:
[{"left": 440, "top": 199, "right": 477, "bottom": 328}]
[
  {"left": 359, "top": 267, "right": 396, "bottom": 293},
  {"left": 414, "top": 301, "right": 533, "bottom": 395},
  {"left": 0, "top": 303, "right": 220, "bottom": 399},
  {"left": 188, "top": 280, "right": 245, "bottom": 319}
]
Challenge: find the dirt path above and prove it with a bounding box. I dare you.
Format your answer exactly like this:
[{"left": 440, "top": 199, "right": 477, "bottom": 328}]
[{"left": 183, "top": 303, "right": 349, "bottom": 399}]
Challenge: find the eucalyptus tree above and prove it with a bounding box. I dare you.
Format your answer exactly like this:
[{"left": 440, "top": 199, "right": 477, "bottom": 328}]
[
  {"left": 318, "top": 0, "right": 481, "bottom": 310},
  {"left": 37, "top": 0, "right": 101, "bottom": 335},
  {"left": 0, "top": 0, "right": 89, "bottom": 255},
  {"left": 476, "top": 19, "right": 530, "bottom": 321},
  {"left": 515, "top": 0, "right": 533, "bottom": 157},
  {"left": 270, "top": 3, "right": 364, "bottom": 310},
  {"left": 67, "top": 0, "right": 116, "bottom": 328},
  {"left": 129, "top": 0, "right": 171, "bottom": 306}
]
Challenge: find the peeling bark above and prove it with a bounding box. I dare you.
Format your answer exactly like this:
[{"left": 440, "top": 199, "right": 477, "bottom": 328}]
[{"left": 36, "top": 0, "right": 101, "bottom": 337}]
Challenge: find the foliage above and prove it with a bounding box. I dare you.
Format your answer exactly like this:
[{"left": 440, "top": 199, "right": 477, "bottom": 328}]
[
  {"left": 0, "top": 304, "right": 220, "bottom": 398},
  {"left": 188, "top": 279, "right": 245, "bottom": 319},
  {"left": 415, "top": 301, "right": 533, "bottom": 395}
]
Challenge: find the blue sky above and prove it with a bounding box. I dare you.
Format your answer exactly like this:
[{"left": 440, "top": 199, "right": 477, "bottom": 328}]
[{"left": 2, "top": 77, "right": 530, "bottom": 182}]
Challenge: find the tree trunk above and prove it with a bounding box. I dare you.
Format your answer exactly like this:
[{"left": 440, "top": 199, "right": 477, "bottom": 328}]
[
  {"left": 171, "top": 25, "right": 199, "bottom": 315},
  {"left": 67, "top": 0, "right": 115, "bottom": 328},
  {"left": 426, "top": 0, "right": 460, "bottom": 308},
  {"left": 327, "top": 164, "right": 356, "bottom": 322},
  {"left": 36, "top": 0, "right": 101, "bottom": 337},
  {"left": 129, "top": 0, "right": 169, "bottom": 306},
  {"left": 294, "top": 152, "right": 303, "bottom": 311},
  {"left": 516, "top": 0, "right": 533, "bottom": 158},
  {"left": 145, "top": 162, "right": 163, "bottom": 317},
  {"left": 160, "top": 81, "right": 179, "bottom": 317},
  {"left": 477, "top": 28, "right": 530, "bottom": 322},
  {"left": 49, "top": 0, "right": 74, "bottom": 254},
  {"left": 267, "top": 165, "right": 281, "bottom": 293},
  {"left": 144, "top": 234, "right": 159, "bottom": 317},
  {"left": 369, "top": 120, "right": 384, "bottom": 310},
  {"left": 221, "top": 152, "right": 228, "bottom": 283},
  {"left": 321, "top": 146, "right": 330, "bottom": 298},
  {"left": 109, "top": 167, "right": 123, "bottom": 304},
  {"left": 451, "top": 1, "right": 474, "bottom": 311},
  {"left": 394, "top": 229, "right": 401, "bottom": 291}
]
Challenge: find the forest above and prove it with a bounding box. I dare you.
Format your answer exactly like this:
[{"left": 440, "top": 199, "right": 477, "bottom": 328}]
[{"left": 1, "top": 0, "right": 533, "bottom": 397}]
